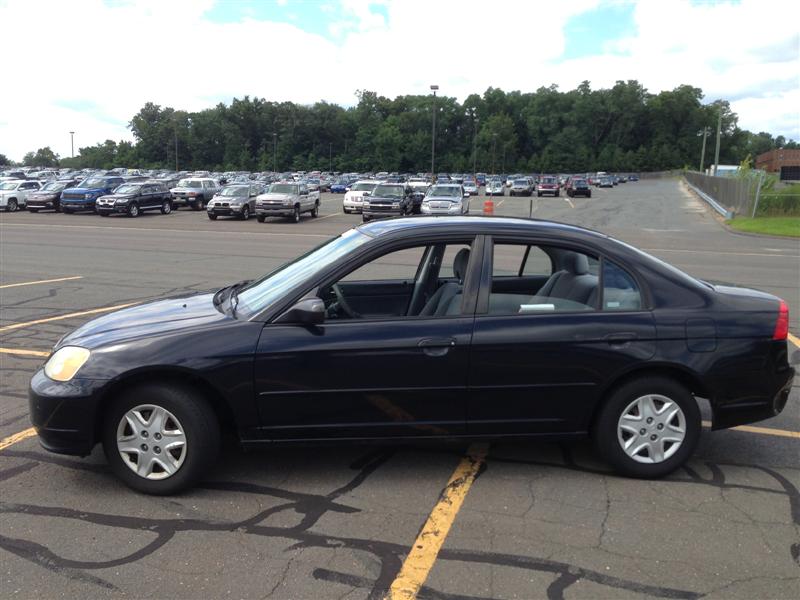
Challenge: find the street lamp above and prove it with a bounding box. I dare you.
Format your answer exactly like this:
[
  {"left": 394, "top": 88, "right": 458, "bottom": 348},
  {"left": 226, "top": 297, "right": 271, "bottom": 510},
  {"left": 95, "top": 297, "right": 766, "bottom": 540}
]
[
  {"left": 491, "top": 133, "right": 498, "bottom": 175},
  {"left": 430, "top": 84, "right": 438, "bottom": 181},
  {"left": 69, "top": 131, "right": 75, "bottom": 158},
  {"left": 329, "top": 142, "right": 333, "bottom": 173},
  {"left": 712, "top": 107, "right": 722, "bottom": 176},
  {"left": 697, "top": 127, "right": 710, "bottom": 173},
  {"left": 472, "top": 114, "right": 479, "bottom": 175},
  {"left": 273, "top": 133, "right": 277, "bottom": 173}
]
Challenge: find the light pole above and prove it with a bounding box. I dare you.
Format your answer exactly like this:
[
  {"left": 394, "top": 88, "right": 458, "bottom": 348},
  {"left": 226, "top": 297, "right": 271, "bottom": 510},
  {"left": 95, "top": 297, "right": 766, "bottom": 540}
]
[
  {"left": 697, "top": 127, "right": 710, "bottom": 173},
  {"left": 329, "top": 142, "right": 333, "bottom": 173},
  {"left": 272, "top": 133, "right": 277, "bottom": 173},
  {"left": 69, "top": 131, "right": 75, "bottom": 158},
  {"left": 430, "top": 84, "right": 438, "bottom": 181},
  {"left": 712, "top": 106, "right": 722, "bottom": 176},
  {"left": 491, "top": 133, "right": 498, "bottom": 175},
  {"left": 472, "top": 115, "right": 479, "bottom": 175}
]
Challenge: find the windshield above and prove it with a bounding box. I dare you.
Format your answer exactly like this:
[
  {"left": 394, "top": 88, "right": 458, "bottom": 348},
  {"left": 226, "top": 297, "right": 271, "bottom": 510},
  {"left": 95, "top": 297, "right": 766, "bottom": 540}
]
[
  {"left": 268, "top": 183, "right": 298, "bottom": 194},
  {"left": 42, "top": 182, "right": 66, "bottom": 192},
  {"left": 113, "top": 184, "right": 141, "bottom": 195},
  {"left": 177, "top": 179, "right": 203, "bottom": 188},
  {"left": 236, "top": 228, "right": 371, "bottom": 316},
  {"left": 514, "top": 179, "right": 528, "bottom": 185},
  {"left": 0, "top": 182, "right": 19, "bottom": 190},
  {"left": 572, "top": 179, "right": 587, "bottom": 185},
  {"left": 351, "top": 182, "right": 376, "bottom": 191},
  {"left": 427, "top": 186, "right": 461, "bottom": 198},
  {"left": 220, "top": 186, "right": 248, "bottom": 197},
  {"left": 541, "top": 177, "right": 556, "bottom": 184},
  {"left": 372, "top": 185, "right": 404, "bottom": 198},
  {"left": 79, "top": 178, "right": 106, "bottom": 188}
]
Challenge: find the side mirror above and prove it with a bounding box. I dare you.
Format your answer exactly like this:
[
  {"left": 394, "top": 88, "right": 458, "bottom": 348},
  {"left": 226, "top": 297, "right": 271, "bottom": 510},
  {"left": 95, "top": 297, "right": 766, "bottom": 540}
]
[
  {"left": 363, "top": 191, "right": 371, "bottom": 197},
  {"left": 276, "top": 298, "right": 325, "bottom": 325}
]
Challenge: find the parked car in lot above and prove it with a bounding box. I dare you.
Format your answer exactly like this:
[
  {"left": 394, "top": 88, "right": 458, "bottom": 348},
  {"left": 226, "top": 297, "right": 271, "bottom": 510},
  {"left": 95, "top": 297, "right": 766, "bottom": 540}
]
[
  {"left": 60, "top": 176, "right": 125, "bottom": 214},
  {"left": 361, "top": 183, "right": 412, "bottom": 221},
  {"left": 486, "top": 177, "right": 505, "bottom": 196},
  {"left": 29, "top": 216, "right": 795, "bottom": 494},
  {"left": 537, "top": 176, "right": 560, "bottom": 197},
  {"left": 407, "top": 177, "right": 430, "bottom": 214},
  {"left": 170, "top": 178, "right": 219, "bottom": 210},
  {"left": 207, "top": 183, "right": 263, "bottom": 220},
  {"left": 343, "top": 180, "right": 377, "bottom": 214},
  {"left": 0, "top": 180, "right": 41, "bottom": 212},
  {"left": 462, "top": 178, "right": 479, "bottom": 197},
  {"left": 96, "top": 182, "right": 172, "bottom": 217},
  {"left": 598, "top": 176, "right": 614, "bottom": 188},
  {"left": 510, "top": 178, "right": 533, "bottom": 197},
  {"left": 330, "top": 179, "right": 349, "bottom": 193},
  {"left": 255, "top": 182, "right": 320, "bottom": 223},
  {"left": 421, "top": 184, "right": 470, "bottom": 215},
  {"left": 26, "top": 180, "right": 76, "bottom": 212},
  {"left": 628, "top": 174, "right": 639, "bottom": 182},
  {"left": 566, "top": 178, "right": 592, "bottom": 198}
]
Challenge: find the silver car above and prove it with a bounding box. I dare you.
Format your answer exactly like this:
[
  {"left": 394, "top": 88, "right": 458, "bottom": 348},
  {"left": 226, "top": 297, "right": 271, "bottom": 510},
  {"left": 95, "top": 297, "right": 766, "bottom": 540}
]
[
  {"left": 420, "top": 184, "right": 470, "bottom": 215},
  {"left": 486, "top": 178, "right": 505, "bottom": 197},
  {"left": 207, "top": 183, "right": 263, "bottom": 220}
]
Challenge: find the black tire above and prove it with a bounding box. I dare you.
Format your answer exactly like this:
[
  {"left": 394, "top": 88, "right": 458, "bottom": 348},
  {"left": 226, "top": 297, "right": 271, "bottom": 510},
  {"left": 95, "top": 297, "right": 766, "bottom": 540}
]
[
  {"left": 161, "top": 200, "right": 172, "bottom": 215},
  {"left": 207, "top": 213, "right": 218, "bottom": 220},
  {"left": 343, "top": 207, "right": 348, "bottom": 214},
  {"left": 290, "top": 205, "right": 300, "bottom": 223},
  {"left": 256, "top": 215, "right": 265, "bottom": 223},
  {"left": 102, "top": 383, "right": 220, "bottom": 495},
  {"left": 28, "top": 208, "right": 38, "bottom": 213},
  {"left": 241, "top": 205, "right": 250, "bottom": 220},
  {"left": 127, "top": 202, "right": 139, "bottom": 218},
  {"left": 54, "top": 201, "right": 60, "bottom": 212},
  {"left": 62, "top": 208, "right": 72, "bottom": 214},
  {"left": 6, "top": 199, "right": 18, "bottom": 212},
  {"left": 311, "top": 203, "right": 319, "bottom": 218},
  {"left": 191, "top": 199, "right": 205, "bottom": 211},
  {"left": 593, "top": 376, "right": 700, "bottom": 479},
  {"left": 587, "top": 193, "right": 592, "bottom": 198},
  {"left": 537, "top": 192, "right": 542, "bottom": 197},
  {"left": 99, "top": 212, "right": 109, "bottom": 217}
]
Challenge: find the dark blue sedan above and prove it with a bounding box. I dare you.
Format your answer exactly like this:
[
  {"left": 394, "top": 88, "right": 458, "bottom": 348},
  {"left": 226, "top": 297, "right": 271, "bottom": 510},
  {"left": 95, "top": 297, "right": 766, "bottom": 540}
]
[{"left": 29, "top": 217, "right": 794, "bottom": 494}]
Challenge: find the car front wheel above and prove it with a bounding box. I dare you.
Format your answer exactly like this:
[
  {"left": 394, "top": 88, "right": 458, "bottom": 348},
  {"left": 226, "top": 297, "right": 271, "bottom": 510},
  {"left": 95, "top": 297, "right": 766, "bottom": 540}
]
[
  {"left": 6, "top": 199, "right": 18, "bottom": 212},
  {"left": 161, "top": 200, "right": 172, "bottom": 215},
  {"left": 241, "top": 205, "right": 250, "bottom": 220},
  {"left": 593, "top": 376, "right": 700, "bottom": 479},
  {"left": 102, "top": 383, "right": 220, "bottom": 495}
]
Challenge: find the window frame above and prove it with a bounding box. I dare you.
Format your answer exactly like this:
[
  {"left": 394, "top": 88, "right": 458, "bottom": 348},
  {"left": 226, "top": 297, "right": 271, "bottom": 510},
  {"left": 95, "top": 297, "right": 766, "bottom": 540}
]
[{"left": 477, "top": 235, "right": 651, "bottom": 317}]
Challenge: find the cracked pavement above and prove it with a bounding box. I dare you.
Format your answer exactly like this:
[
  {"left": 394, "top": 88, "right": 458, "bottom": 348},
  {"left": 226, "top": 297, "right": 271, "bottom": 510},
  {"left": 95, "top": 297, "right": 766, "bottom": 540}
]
[{"left": 1, "top": 179, "right": 798, "bottom": 598}]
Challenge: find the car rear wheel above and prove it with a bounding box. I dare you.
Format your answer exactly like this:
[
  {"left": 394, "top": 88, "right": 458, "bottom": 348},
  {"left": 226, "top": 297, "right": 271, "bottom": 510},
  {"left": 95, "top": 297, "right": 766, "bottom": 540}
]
[
  {"left": 192, "top": 199, "right": 205, "bottom": 211},
  {"left": 161, "top": 200, "right": 172, "bottom": 215},
  {"left": 593, "top": 376, "right": 700, "bottom": 478},
  {"left": 28, "top": 208, "right": 38, "bottom": 213},
  {"left": 207, "top": 213, "right": 217, "bottom": 220},
  {"left": 256, "top": 215, "right": 265, "bottom": 223},
  {"left": 102, "top": 383, "right": 220, "bottom": 495},
  {"left": 6, "top": 199, "right": 17, "bottom": 212},
  {"left": 241, "top": 205, "right": 250, "bottom": 220},
  {"left": 311, "top": 203, "right": 319, "bottom": 218},
  {"left": 291, "top": 205, "right": 300, "bottom": 223}
]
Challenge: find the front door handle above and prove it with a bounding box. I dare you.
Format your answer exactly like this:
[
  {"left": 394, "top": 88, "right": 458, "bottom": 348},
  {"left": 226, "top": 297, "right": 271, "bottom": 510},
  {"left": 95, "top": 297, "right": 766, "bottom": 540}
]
[{"left": 418, "top": 337, "right": 456, "bottom": 357}]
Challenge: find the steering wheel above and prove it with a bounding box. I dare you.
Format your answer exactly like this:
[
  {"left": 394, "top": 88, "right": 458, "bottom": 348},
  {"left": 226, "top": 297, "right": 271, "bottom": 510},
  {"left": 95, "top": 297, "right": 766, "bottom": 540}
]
[{"left": 332, "top": 284, "right": 362, "bottom": 319}]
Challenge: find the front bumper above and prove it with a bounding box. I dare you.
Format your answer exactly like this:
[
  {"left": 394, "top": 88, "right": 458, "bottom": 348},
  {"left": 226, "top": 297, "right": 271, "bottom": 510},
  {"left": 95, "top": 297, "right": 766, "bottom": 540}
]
[
  {"left": 28, "top": 369, "right": 105, "bottom": 456},
  {"left": 421, "top": 203, "right": 463, "bottom": 215},
  {"left": 208, "top": 205, "right": 245, "bottom": 216},
  {"left": 96, "top": 203, "right": 128, "bottom": 214},
  {"left": 362, "top": 206, "right": 403, "bottom": 219},
  {"left": 538, "top": 188, "right": 558, "bottom": 195},
  {"left": 343, "top": 199, "right": 364, "bottom": 212},
  {"left": 27, "top": 198, "right": 57, "bottom": 209},
  {"left": 256, "top": 205, "right": 294, "bottom": 217},
  {"left": 61, "top": 200, "right": 96, "bottom": 210}
]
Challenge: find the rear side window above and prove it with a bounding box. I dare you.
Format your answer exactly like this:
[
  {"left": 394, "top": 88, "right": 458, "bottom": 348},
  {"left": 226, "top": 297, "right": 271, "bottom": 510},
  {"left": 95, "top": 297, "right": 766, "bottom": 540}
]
[{"left": 602, "top": 260, "right": 642, "bottom": 311}]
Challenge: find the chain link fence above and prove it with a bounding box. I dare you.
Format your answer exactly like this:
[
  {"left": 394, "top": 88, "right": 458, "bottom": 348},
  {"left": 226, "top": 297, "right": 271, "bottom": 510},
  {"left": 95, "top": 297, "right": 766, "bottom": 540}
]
[{"left": 684, "top": 171, "right": 760, "bottom": 217}]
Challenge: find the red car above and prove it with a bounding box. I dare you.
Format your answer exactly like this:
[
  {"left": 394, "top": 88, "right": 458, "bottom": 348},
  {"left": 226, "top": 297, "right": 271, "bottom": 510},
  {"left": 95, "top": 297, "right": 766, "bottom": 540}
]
[{"left": 537, "top": 175, "right": 560, "bottom": 197}]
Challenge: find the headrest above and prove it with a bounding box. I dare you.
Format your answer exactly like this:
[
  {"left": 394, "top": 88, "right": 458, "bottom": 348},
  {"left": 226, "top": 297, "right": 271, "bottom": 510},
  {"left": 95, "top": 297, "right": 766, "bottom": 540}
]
[
  {"left": 564, "top": 252, "right": 589, "bottom": 275},
  {"left": 453, "top": 248, "right": 470, "bottom": 281}
]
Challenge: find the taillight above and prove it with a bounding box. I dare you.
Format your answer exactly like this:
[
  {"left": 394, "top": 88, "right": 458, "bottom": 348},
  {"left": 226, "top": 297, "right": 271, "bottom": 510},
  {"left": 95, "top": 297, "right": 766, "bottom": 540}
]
[{"left": 773, "top": 299, "right": 789, "bottom": 340}]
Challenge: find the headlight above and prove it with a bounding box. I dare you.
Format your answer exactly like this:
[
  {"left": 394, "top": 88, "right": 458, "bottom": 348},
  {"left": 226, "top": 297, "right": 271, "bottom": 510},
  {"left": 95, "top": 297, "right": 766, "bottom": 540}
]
[
  {"left": 283, "top": 200, "right": 292, "bottom": 206},
  {"left": 392, "top": 202, "right": 400, "bottom": 208},
  {"left": 44, "top": 346, "right": 91, "bottom": 382},
  {"left": 84, "top": 193, "right": 93, "bottom": 200}
]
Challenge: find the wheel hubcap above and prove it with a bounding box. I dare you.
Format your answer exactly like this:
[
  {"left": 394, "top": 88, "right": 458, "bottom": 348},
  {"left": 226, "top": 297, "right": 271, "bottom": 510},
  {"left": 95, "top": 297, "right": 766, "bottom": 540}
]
[
  {"left": 116, "top": 404, "right": 186, "bottom": 479},
  {"left": 617, "top": 394, "right": 686, "bottom": 464}
]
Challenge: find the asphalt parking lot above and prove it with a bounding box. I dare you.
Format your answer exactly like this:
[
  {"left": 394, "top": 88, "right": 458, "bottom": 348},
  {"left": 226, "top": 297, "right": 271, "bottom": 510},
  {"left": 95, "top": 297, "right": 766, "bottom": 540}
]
[{"left": 1, "top": 178, "right": 798, "bottom": 599}]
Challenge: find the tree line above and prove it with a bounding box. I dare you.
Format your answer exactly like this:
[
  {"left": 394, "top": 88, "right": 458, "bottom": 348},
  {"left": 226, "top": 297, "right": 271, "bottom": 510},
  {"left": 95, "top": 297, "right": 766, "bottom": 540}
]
[{"left": 7, "top": 81, "right": 798, "bottom": 174}]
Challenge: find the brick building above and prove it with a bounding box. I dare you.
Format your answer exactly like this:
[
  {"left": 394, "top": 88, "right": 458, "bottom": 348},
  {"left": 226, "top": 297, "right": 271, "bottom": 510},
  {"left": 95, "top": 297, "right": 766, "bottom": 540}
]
[{"left": 755, "top": 148, "right": 800, "bottom": 180}]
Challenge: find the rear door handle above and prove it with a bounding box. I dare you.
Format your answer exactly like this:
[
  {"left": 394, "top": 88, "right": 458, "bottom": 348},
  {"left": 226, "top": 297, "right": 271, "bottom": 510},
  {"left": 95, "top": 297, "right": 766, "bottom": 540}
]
[
  {"left": 418, "top": 337, "right": 456, "bottom": 357},
  {"left": 605, "top": 332, "right": 637, "bottom": 345}
]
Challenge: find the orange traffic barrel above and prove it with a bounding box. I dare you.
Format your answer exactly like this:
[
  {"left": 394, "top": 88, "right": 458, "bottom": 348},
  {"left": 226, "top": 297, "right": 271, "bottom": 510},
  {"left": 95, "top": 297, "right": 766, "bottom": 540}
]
[{"left": 483, "top": 199, "right": 494, "bottom": 215}]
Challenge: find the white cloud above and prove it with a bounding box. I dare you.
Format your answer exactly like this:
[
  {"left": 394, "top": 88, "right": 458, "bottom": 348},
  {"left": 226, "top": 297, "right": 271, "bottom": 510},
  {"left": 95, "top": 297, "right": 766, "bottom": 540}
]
[{"left": 0, "top": 0, "right": 797, "bottom": 162}]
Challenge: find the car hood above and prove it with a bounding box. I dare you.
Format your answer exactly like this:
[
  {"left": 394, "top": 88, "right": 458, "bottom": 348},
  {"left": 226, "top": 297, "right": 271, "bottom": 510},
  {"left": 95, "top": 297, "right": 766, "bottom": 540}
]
[
  {"left": 425, "top": 195, "right": 461, "bottom": 202},
  {"left": 99, "top": 193, "right": 135, "bottom": 200},
  {"left": 58, "top": 292, "right": 229, "bottom": 350},
  {"left": 64, "top": 187, "right": 108, "bottom": 195},
  {"left": 258, "top": 193, "right": 295, "bottom": 201}
]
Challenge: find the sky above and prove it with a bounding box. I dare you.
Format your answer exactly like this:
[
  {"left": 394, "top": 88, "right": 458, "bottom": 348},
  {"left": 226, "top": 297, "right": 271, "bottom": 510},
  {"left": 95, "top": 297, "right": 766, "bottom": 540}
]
[{"left": 1, "top": 0, "right": 798, "bottom": 162}]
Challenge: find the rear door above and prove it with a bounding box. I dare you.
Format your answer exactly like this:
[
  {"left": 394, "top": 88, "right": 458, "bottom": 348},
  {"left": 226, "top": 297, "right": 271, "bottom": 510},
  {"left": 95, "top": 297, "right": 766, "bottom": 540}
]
[{"left": 467, "top": 238, "right": 656, "bottom": 436}]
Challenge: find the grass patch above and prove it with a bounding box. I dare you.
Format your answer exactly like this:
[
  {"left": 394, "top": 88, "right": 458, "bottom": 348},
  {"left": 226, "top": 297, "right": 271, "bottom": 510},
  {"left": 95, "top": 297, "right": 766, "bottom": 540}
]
[{"left": 727, "top": 217, "right": 800, "bottom": 237}]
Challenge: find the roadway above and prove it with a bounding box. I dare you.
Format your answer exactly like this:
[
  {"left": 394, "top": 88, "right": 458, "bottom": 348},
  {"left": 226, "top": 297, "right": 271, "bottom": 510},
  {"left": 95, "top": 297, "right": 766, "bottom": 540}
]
[{"left": 0, "top": 177, "right": 798, "bottom": 599}]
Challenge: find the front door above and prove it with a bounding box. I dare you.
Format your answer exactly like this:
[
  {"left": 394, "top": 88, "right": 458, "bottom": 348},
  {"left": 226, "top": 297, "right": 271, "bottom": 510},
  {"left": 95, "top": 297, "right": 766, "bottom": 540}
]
[{"left": 253, "top": 239, "right": 479, "bottom": 439}]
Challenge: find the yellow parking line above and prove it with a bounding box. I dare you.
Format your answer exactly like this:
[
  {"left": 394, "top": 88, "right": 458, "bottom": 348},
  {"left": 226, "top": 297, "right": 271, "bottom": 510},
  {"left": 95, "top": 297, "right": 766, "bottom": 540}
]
[
  {"left": 0, "top": 276, "right": 83, "bottom": 289},
  {"left": 702, "top": 420, "right": 799, "bottom": 439},
  {"left": 387, "top": 443, "right": 488, "bottom": 600},
  {"left": 0, "top": 347, "right": 49, "bottom": 357},
  {"left": 0, "top": 302, "right": 137, "bottom": 333},
  {"left": 0, "top": 427, "right": 36, "bottom": 451},
  {"left": 788, "top": 332, "right": 799, "bottom": 348}
]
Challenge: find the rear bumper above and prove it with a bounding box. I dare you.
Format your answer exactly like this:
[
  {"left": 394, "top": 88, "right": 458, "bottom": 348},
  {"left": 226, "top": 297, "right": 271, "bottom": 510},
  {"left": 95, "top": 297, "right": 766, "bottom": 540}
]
[
  {"left": 28, "top": 370, "right": 105, "bottom": 456},
  {"left": 712, "top": 369, "right": 794, "bottom": 429}
]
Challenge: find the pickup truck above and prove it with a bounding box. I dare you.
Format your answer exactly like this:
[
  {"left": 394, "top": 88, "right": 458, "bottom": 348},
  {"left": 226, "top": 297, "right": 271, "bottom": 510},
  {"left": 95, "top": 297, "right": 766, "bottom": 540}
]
[
  {"left": 255, "top": 182, "right": 320, "bottom": 223},
  {"left": 96, "top": 182, "right": 173, "bottom": 217},
  {"left": 60, "top": 176, "right": 125, "bottom": 213},
  {"left": 170, "top": 177, "right": 220, "bottom": 210}
]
